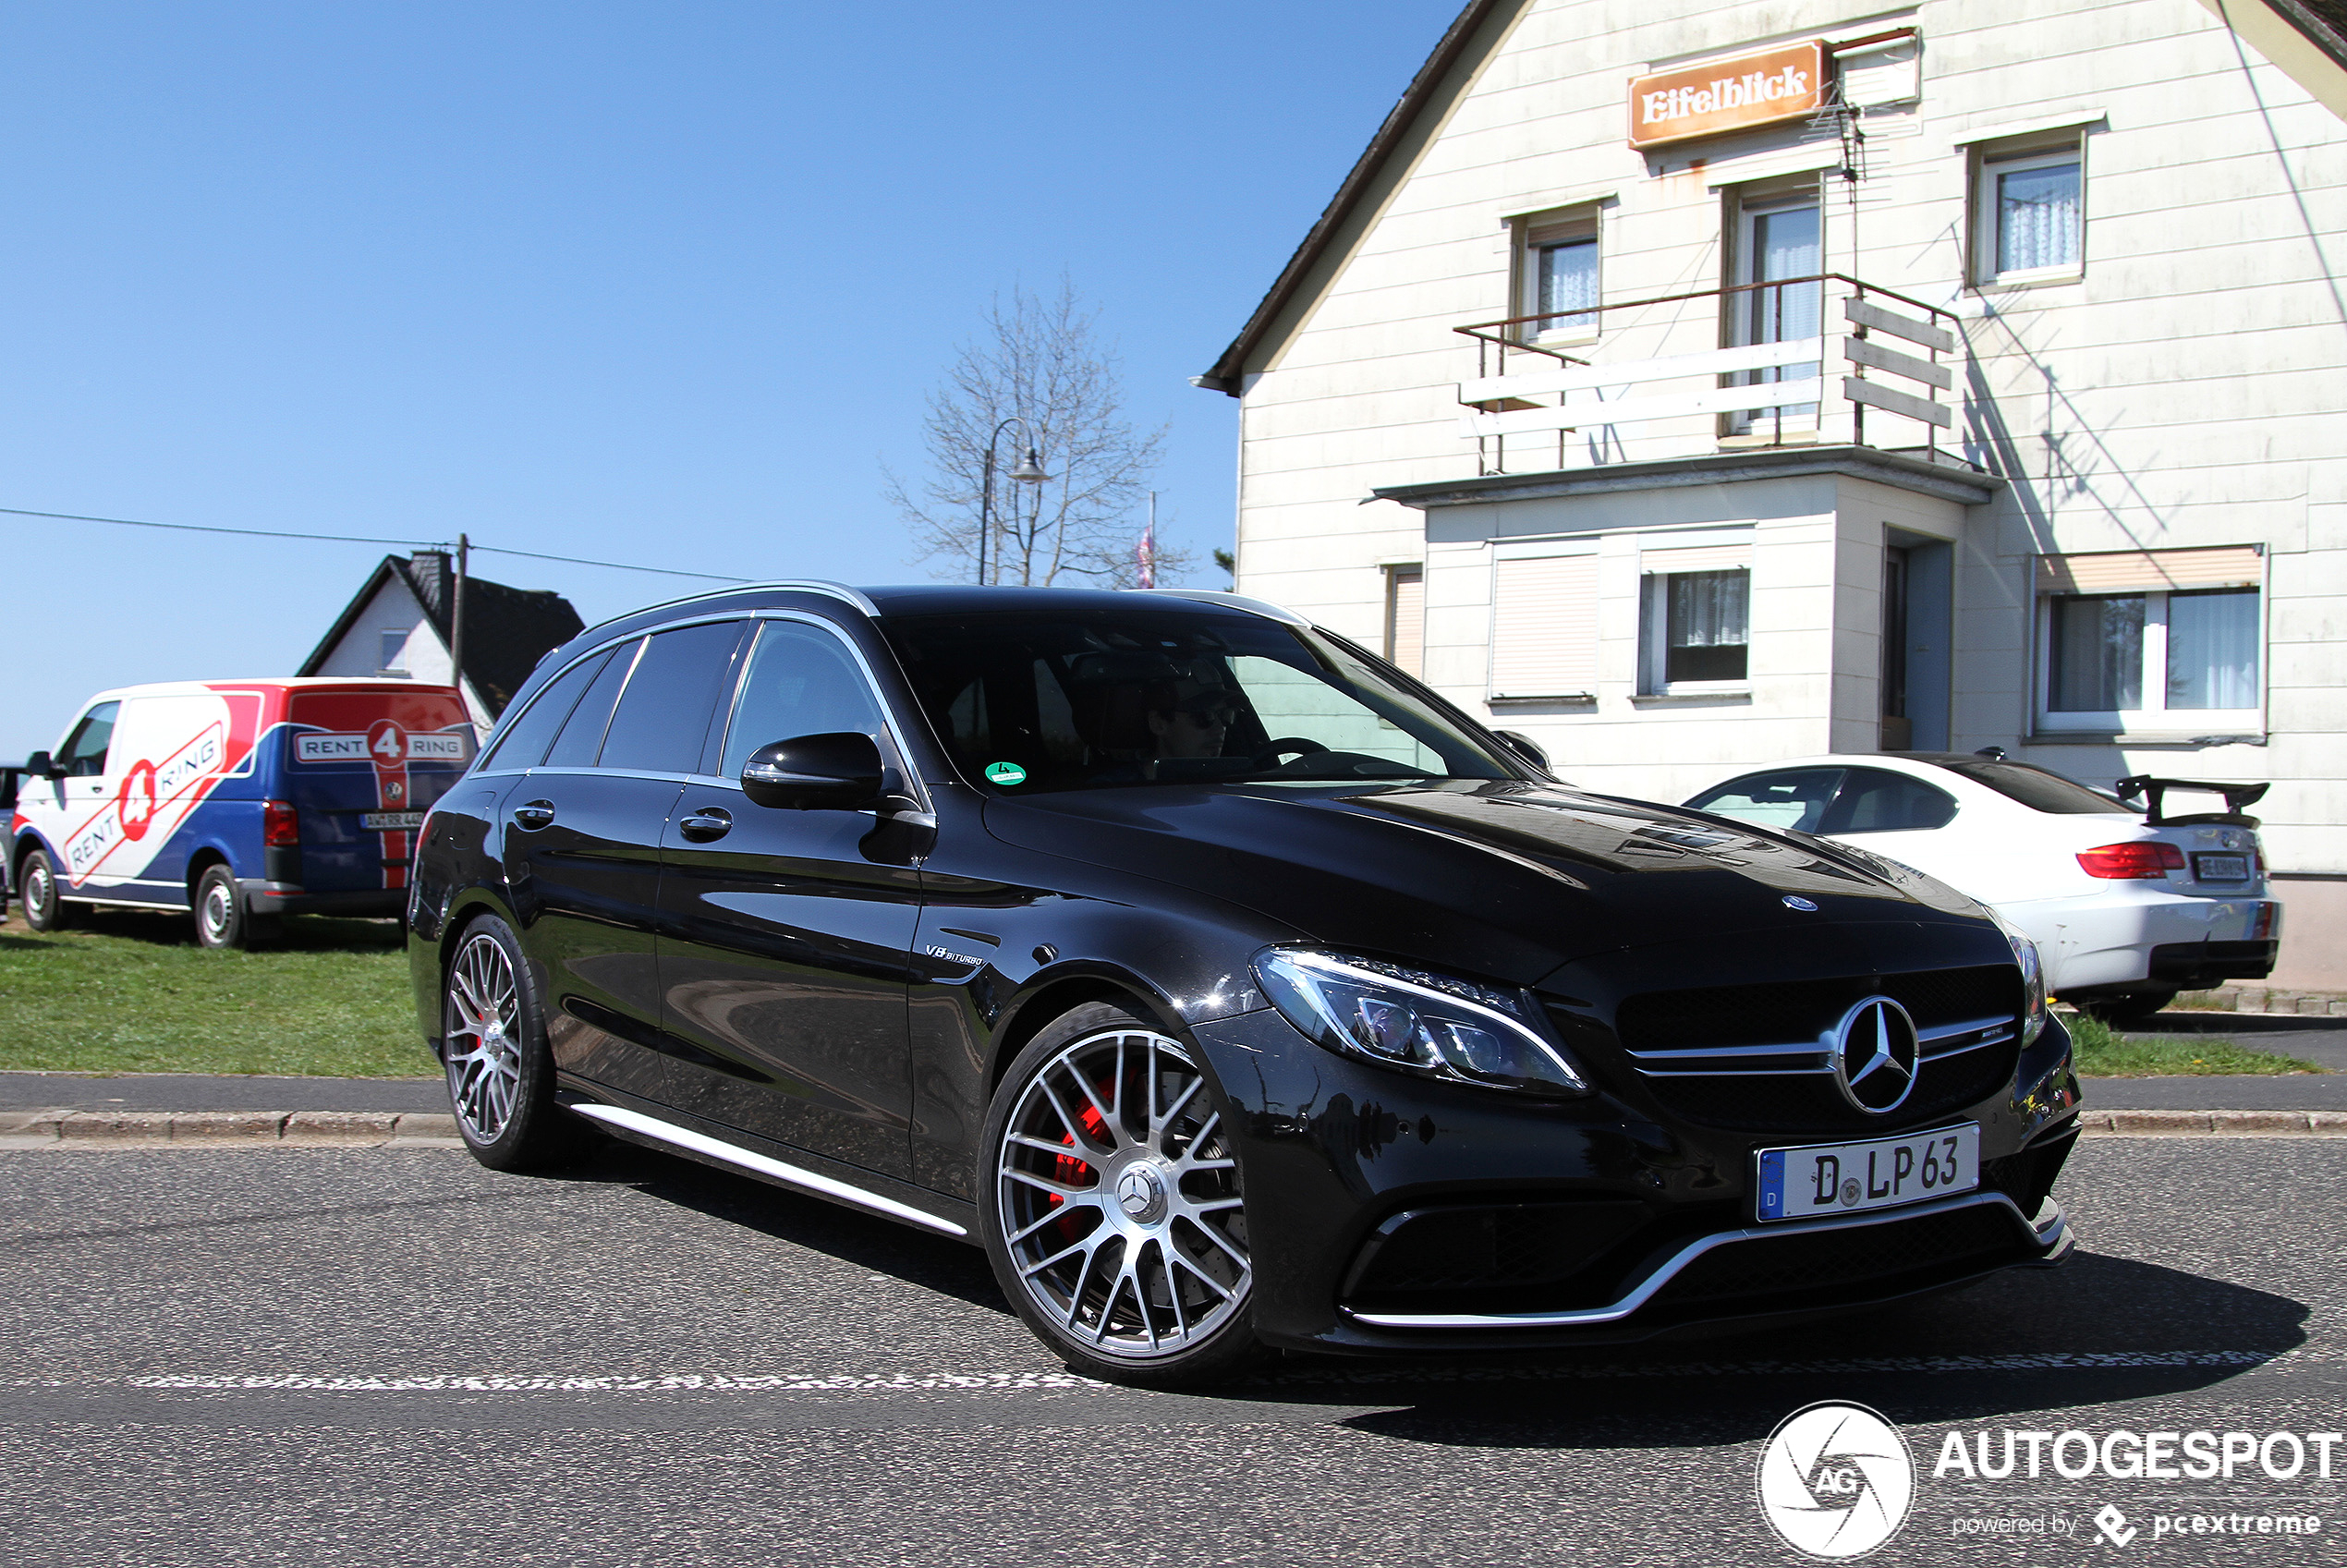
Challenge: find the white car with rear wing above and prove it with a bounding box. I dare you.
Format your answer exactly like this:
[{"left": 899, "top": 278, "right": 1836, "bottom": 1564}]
[{"left": 1684, "top": 753, "right": 2279, "bottom": 1025}]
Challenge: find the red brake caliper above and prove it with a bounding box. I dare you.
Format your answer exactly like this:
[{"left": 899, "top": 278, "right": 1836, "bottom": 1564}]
[{"left": 1051, "top": 1097, "right": 1111, "bottom": 1243}]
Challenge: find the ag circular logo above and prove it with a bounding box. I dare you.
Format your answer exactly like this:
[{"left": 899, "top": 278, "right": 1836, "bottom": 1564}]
[
  {"left": 1756, "top": 1401, "right": 1915, "bottom": 1560},
  {"left": 1830, "top": 996, "right": 1919, "bottom": 1115}
]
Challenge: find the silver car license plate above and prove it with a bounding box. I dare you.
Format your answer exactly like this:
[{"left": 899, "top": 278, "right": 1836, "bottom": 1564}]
[{"left": 1756, "top": 1124, "right": 1978, "bottom": 1222}]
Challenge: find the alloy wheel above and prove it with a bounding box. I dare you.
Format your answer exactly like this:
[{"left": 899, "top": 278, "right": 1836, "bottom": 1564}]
[
  {"left": 444, "top": 930, "right": 524, "bottom": 1142},
  {"left": 995, "top": 1027, "right": 1249, "bottom": 1359}
]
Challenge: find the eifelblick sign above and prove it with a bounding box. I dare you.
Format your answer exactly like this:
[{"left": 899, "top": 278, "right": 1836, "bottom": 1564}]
[{"left": 1628, "top": 40, "right": 1826, "bottom": 151}]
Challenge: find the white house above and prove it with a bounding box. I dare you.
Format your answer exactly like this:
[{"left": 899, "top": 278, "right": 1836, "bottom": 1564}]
[
  {"left": 301, "top": 551, "right": 582, "bottom": 732},
  {"left": 1195, "top": 0, "right": 2347, "bottom": 986}
]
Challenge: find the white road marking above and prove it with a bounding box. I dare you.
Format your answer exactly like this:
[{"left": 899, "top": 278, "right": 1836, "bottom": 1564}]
[{"left": 2, "top": 1348, "right": 2329, "bottom": 1398}]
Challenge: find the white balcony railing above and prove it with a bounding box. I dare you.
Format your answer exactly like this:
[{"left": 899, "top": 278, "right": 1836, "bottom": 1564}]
[{"left": 1453, "top": 275, "right": 1959, "bottom": 476}]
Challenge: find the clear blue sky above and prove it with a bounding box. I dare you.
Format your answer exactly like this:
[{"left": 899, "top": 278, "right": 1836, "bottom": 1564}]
[{"left": 1, "top": 1, "right": 1462, "bottom": 756}]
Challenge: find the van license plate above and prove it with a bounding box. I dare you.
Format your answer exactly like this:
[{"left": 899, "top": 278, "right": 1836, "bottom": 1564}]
[
  {"left": 1756, "top": 1124, "right": 1978, "bottom": 1222},
  {"left": 2194, "top": 853, "right": 2250, "bottom": 881},
  {"left": 361, "top": 811, "right": 425, "bottom": 831}
]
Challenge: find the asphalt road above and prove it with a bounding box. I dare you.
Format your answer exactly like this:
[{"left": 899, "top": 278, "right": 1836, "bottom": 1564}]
[{"left": 3, "top": 1139, "right": 2342, "bottom": 1567}]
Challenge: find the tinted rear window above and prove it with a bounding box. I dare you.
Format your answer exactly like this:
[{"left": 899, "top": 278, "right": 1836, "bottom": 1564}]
[
  {"left": 597, "top": 621, "right": 746, "bottom": 773},
  {"left": 481, "top": 649, "right": 612, "bottom": 771},
  {"left": 545, "top": 641, "right": 640, "bottom": 768},
  {"left": 1941, "top": 760, "right": 2127, "bottom": 814}
]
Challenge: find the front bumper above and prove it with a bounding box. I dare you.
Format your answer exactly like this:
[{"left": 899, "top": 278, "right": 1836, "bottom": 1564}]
[{"left": 1189, "top": 1006, "right": 2079, "bottom": 1355}]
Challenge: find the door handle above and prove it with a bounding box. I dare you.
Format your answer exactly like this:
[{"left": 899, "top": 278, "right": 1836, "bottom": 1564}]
[
  {"left": 677, "top": 808, "right": 733, "bottom": 843},
  {"left": 511, "top": 800, "right": 556, "bottom": 831}
]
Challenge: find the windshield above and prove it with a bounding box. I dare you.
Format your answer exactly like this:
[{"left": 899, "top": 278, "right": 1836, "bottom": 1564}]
[
  {"left": 1940, "top": 760, "right": 2129, "bottom": 814},
  {"left": 878, "top": 607, "right": 1522, "bottom": 793}
]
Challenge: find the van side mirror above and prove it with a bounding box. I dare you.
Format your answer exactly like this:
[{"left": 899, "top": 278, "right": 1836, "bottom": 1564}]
[
  {"left": 23, "top": 751, "right": 60, "bottom": 781},
  {"left": 740, "top": 732, "right": 886, "bottom": 811}
]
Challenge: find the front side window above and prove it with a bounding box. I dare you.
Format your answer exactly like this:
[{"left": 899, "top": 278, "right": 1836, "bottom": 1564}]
[
  {"left": 57, "top": 701, "right": 121, "bottom": 776},
  {"left": 719, "top": 620, "right": 888, "bottom": 779},
  {"left": 1976, "top": 143, "right": 2083, "bottom": 284},
  {"left": 1686, "top": 767, "right": 1842, "bottom": 833},
  {"left": 2042, "top": 587, "right": 2259, "bottom": 730},
  {"left": 880, "top": 608, "right": 1520, "bottom": 794},
  {"left": 1640, "top": 568, "right": 1750, "bottom": 690}
]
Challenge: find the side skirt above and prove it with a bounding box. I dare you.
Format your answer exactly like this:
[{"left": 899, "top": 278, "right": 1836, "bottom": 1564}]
[{"left": 558, "top": 1087, "right": 979, "bottom": 1243}]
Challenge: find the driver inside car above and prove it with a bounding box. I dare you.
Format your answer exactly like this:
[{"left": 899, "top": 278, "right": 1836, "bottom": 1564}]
[{"left": 1145, "top": 679, "right": 1237, "bottom": 766}]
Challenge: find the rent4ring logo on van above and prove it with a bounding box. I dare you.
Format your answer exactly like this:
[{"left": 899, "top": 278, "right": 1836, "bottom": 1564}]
[
  {"left": 65, "top": 722, "right": 229, "bottom": 881},
  {"left": 295, "top": 723, "right": 471, "bottom": 764}
]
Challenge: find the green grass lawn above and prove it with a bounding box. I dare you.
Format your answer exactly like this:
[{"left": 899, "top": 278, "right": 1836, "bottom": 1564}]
[
  {"left": 0, "top": 908, "right": 437, "bottom": 1078},
  {"left": 2064, "top": 1012, "right": 2326, "bottom": 1077}
]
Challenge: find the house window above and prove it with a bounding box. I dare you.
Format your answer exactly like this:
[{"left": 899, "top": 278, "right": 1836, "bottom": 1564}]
[
  {"left": 1518, "top": 211, "right": 1599, "bottom": 342},
  {"left": 1974, "top": 141, "right": 2083, "bottom": 284},
  {"left": 2037, "top": 548, "right": 2262, "bottom": 733},
  {"left": 1384, "top": 565, "right": 1425, "bottom": 678},
  {"left": 1637, "top": 537, "right": 1753, "bottom": 694},
  {"left": 1490, "top": 549, "right": 1599, "bottom": 700},
  {"left": 379, "top": 628, "right": 410, "bottom": 675}
]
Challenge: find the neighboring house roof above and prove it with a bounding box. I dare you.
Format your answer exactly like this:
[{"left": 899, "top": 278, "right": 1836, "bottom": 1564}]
[
  {"left": 1192, "top": 0, "right": 1512, "bottom": 395},
  {"left": 298, "top": 552, "right": 583, "bottom": 719}
]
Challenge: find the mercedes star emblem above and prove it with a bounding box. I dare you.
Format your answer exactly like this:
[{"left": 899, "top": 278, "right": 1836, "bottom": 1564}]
[{"left": 1830, "top": 996, "right": 1920, "bottom": 1114}]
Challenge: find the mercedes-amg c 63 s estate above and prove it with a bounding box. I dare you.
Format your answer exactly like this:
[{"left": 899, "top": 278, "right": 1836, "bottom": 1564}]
[{"left": 406, "top": 582, "right": 2080, "bottom": 1385}]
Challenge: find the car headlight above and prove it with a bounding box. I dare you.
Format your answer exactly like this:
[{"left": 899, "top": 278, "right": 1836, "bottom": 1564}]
[
  {"left": 1982, "top": 907, "right": 2048, "bottom": 1047},
  {"left": 1251, "top": 948, "right": 1589, "bottom": 1097}
]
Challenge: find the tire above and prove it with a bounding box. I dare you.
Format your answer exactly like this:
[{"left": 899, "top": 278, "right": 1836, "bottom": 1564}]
[
  {"left": 441, "top": 913, "right": 589, "bottom": 1172},
  {"left": 192, "top": 864, "right": 270, "bottom": 950},
  {"left": 979, "top": 1002, "right": 1267, "bottom": 1389},
  {"left": 2080, "top": 989, "right": 2179, "bottom": 1027},
  {"left": 18, "top": 847, "right": 76, "bottom": 932}
]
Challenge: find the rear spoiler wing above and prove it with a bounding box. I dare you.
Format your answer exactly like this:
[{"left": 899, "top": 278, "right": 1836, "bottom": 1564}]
[{"left": 2113, "top": 775, "right": 2268, "bottom": 827}]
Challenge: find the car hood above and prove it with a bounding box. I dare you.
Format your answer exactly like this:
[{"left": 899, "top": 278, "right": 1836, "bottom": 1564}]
[{"left": 982, "top": 780, "right": 1991, "bottom": 988}]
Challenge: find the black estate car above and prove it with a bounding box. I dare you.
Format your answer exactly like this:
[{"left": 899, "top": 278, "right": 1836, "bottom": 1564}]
[{"left": 406, "top": 582, "right": 2080, "bottom": 1385}]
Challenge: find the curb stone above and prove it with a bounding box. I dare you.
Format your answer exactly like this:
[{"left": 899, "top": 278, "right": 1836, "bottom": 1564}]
[
  {"left": 2074, "top": 1109, "right": 2347, "bottom": 1136},
  {"left": 0, "top": 1109, "right": 461, "bottom": 1148}
]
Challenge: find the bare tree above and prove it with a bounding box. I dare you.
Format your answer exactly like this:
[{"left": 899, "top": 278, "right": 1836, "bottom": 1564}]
[{"left": 887, "top": 282, "right": 1186, "bottom": 586}]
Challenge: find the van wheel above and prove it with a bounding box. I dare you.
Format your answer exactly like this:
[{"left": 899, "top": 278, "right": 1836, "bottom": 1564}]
[
  {"left": 443, "top": 915, "right": 587, "bottom": 1171},
  {"left": 18, "top": 848, "right": 76, "bottom": 931},
  {"left": 192, "top": 865, "right": 270, "bottom": 950},
  {"left": 979, "top": 1002, "right": 1267, "bottom": 1389}
]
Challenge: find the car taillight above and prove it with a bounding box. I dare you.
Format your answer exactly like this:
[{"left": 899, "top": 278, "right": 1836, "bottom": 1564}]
[
  {"left": 263, "top": 800, "right": 299, "bottom": 847},
  {"left": 2077, "top": 841, "right": 2185, "bottom": 879}
]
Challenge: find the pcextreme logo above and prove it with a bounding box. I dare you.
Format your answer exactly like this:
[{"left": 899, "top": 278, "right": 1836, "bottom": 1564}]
[{"left": 1757, "top": 1401, "right": 1916, "bottom": 1559}]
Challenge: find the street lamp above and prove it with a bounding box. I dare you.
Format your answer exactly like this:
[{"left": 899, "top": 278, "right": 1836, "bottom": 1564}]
[{"left": 977, "top": 416, "right": 1050, "bottom": 585}]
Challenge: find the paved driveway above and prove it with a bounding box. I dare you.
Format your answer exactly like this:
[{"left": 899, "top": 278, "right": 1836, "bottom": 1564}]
[{"left": 3, "top": 1140, "right": 2341, "bottom": 1565}]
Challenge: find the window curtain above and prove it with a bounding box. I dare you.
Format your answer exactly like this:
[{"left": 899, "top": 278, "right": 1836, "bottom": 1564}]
[
  {"left": 1537, "top": 239, "right": 1598, "bottom": 333},
  {"left": 2167, "top": 590, "right": 2258, "bottom": 709},
  {"left": 2049, "top": 594, "right": 2142, "bottom": 711},
  {"left": 1997, "top": 161, "right": 2081, "bottom": 273},
  {"left": 1669, "top": 569, "right": 1749, "bottom": 649}
]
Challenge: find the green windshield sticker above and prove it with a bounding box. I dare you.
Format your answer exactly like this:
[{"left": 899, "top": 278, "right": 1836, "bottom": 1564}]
[{"left": 984, "top": 760, "right": 1028, "bottom": 786}]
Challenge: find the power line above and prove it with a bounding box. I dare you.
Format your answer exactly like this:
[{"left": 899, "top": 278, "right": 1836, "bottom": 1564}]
[
  {"left": 0, "top": 504, "right": 437, "bottom": 549},
  {"left": 3, "top": 504, "right": 751, "bottom": 583},
  {"left": 471, "top": 544, "right": 750, "bottom": 583}
]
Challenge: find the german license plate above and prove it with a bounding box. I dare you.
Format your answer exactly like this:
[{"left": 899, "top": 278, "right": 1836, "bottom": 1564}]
[
  {"left": 1756, "top": 1124, "right": 1978, "bottom": 1222},
  {"left": 2194, "top": 853, "right": 2250, "bottom": 881},
  {"left": 361, "top": 811, "right": 425, "bottom": 831}
]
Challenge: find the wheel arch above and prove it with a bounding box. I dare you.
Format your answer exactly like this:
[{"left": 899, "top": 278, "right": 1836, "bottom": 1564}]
[
  {"left": 185, "top": 847, "right": 233, "bottom": 910},
  {"left": 984, "top": 967, "right": 1189, "bottom": 1100}
]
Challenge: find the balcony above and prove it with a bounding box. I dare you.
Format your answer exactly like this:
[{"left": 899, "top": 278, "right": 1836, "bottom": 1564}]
[{"left": 1453, "top": 274, "right": 1962, "bottom": 477}]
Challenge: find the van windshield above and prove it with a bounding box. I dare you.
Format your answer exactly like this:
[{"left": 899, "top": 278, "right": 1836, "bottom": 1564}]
[{"left": 878, "top": 608, "right": 1522, "bottom": 793}]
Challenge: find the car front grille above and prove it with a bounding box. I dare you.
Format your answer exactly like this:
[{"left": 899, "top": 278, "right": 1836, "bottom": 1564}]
[{"left": 1610, "top": 964, "right": 2023, "bottom": 1133}]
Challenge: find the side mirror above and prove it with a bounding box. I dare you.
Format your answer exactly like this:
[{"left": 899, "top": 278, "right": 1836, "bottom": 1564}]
[
  {"left": 1494, "top": 730, "right": 1550, "bottom": 770},
  {"left": 740, "top": 732, "right": 886, "bottom": 811},
  {"left": 23, "top": 751, "right": 60, "bottom": 781}
]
